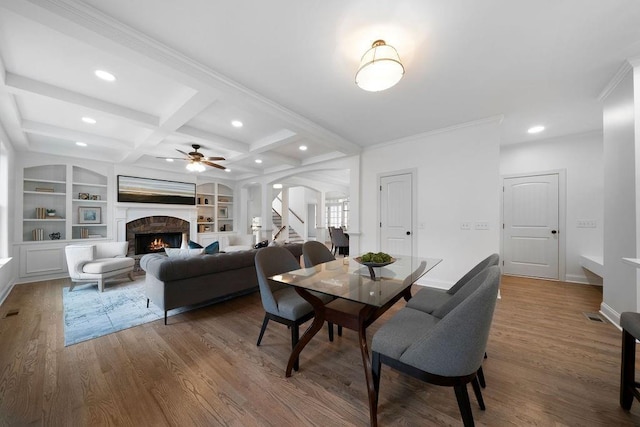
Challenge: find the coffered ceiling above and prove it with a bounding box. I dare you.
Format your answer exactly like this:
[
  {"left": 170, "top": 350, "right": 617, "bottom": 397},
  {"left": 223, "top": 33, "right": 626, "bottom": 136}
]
[{"left": 1, "top": 0, "right": 639, "bottom": 181}]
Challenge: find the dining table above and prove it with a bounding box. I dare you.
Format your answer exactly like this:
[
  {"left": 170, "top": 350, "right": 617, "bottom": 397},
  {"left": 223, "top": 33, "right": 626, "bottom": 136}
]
[{"left": 269, "top": 254, "right": 442, "bottom": 426}]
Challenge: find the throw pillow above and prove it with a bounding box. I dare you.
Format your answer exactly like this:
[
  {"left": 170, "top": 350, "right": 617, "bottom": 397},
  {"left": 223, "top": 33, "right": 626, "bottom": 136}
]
[
  {"left": 204, "top": 241, "right": 219, "bottom": 255},
  {"left": 188, "top": 240, "right": 203, "bottom": 249},
  {"left": 165, "top": 248, "right": 204, "bottom": 258}
]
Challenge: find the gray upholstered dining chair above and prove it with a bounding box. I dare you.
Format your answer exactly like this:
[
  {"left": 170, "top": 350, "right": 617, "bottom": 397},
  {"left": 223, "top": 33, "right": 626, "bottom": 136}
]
[
  {"left": 406, "top": 253, "right": 499, "bottom": 388},
  {"left": 330, "top": 227, "right": 349, "bottom": 256},
  {"left": 371, "top": 265, "right": 501, "bottom": 427},
  {"left": 254, "top": 246, "right": 336, "bottom": 371},
  {"left": 406, "top": 253, "right": 499, "bottom": 315},
  {"left": 302, "top": 240, "right": 336, "bottom": 268},
  {"left": 302, "top": 240, "right": 343, "bottom": 338}
]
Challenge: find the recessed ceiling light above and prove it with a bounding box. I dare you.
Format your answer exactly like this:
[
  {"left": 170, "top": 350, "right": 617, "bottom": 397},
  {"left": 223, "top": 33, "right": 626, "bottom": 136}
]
[
  {"left": 225, "top": 168, "right": 231, "bottom": 172},
  {"left": 75, "top": 142, "right": 87, "bottom": 147},
  {"left": 231, "top": 120, "right": 243, "bottom": 128},
  {"left": 165, "top": 158, "right": 174, "bottom": 162},
  {"left": 299, "top": 145, "right": 308, "bottom": 151},
  {"left": 255, "top": 159, "right": 262, "bottom": 164},
  {"left": 94, "top": 69, "right": 116, "bottom": 82},
  {"left": 81, "top": 117, "right": 96, "bottom": 124},
  {"left": 527, "top": 125, "right": 545, "bottom": 134},
  {"left": 273, "top": 183, "right": 283, "bottom": 189}
]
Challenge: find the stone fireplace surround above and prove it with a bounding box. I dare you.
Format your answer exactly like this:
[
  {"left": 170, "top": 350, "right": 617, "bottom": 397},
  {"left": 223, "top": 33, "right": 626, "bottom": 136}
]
[{"left": 116, "top": 205, "right": 198, "bottom": 257}]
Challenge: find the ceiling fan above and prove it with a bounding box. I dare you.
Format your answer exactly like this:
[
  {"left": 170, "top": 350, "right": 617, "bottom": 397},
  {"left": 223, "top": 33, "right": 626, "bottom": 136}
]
[{"left": 158, "top": 144, "right": 225, "bottom": 171}]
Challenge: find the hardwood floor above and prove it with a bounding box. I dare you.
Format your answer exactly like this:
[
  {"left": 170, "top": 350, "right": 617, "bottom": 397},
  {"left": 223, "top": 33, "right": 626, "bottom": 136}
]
[{"left": 1, "top": 275, "right": 639, "bottom": 426}]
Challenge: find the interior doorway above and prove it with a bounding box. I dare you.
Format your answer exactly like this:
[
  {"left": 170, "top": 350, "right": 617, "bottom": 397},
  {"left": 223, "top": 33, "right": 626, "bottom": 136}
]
[{"left": 502, "top": 172, "right": 563, "bottom": 280}]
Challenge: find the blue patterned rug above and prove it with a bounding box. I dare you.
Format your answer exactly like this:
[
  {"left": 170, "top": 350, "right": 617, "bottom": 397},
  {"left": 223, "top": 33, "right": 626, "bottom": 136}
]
[{"left": 63, "top": 278, "right": 165, "bottom": 346}]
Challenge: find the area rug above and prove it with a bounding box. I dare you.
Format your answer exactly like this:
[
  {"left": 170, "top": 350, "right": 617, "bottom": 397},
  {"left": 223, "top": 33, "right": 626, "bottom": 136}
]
[{"left": 63, "top": 278, "right": 166, "bottom": 346}]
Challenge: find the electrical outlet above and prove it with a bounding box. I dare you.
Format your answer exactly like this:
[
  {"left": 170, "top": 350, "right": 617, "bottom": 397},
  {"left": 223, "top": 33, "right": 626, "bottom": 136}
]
[
  {"left": 460, "top": 222, "right": 472, "bottom": 230},
  {"left": 475, "top": 221, "right": 490, "bottom": 230},
  {"left": 577, "top": 220, "right": 597, "bottom": 228}
]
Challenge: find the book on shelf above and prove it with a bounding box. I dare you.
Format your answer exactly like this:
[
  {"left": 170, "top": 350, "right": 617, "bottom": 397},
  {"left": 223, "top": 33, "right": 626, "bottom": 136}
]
[
  {"left": 35, "top": 207, "right": 46, "bottom": 219},
  {"left": 32, "top": 228, "right": 44, "bottom": 241},
  {"left": 80, "top": 228, "right": 89, "bottom": 238}
]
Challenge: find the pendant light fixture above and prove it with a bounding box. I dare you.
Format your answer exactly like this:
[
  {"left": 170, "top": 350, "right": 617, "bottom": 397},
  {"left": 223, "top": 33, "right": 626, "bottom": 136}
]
[{"left": 355, "top": 40, "right": 405, "bottom": 92}]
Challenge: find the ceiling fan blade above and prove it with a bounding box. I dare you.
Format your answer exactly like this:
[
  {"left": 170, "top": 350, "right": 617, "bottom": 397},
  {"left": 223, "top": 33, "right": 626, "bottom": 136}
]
[
  {"left": 204, "top": 156, "right": 225, "bottom": 161},
  {"left": 176, "top": 149, "right": 191, "bottom": 157},
  {"left": 202, "top": 160, "right": 226, "bottom": 170},
  {"left": 156, "top": 156, "right": 186, "bottom": 160}
]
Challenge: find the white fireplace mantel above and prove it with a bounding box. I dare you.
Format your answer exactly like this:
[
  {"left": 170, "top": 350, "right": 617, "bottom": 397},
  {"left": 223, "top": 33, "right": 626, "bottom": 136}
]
[{"left": 115, "top": 203, "right": 198, "bottom": 242}]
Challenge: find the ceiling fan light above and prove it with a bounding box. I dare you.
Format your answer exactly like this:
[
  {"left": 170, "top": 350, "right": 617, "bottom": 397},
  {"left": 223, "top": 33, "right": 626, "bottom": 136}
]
[
  {"left": 355, "top": 40, "right": 404, "bottom": 92},
  {"left": 186, "top": 161, "right": 205, "bottom": 172}
]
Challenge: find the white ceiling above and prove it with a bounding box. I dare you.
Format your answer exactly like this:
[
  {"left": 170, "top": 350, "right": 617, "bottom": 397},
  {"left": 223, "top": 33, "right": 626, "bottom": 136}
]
[{"left": 1, "top": 0, "right": 639, "bottom": 182}]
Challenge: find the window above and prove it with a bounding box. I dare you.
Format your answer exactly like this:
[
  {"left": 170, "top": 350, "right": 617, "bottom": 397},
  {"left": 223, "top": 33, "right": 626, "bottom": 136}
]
[{"left": 326, "top": 198, "right": 349, "bottom": 229}]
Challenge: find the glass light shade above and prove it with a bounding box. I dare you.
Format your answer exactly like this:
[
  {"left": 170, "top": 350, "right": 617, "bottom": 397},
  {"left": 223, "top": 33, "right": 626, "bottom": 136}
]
[
  {"left": 186, "top": 161, "right": 206, "bottom": 172},
  {"left": 355, "top": 40, "right": 405, "bottom": 92}
]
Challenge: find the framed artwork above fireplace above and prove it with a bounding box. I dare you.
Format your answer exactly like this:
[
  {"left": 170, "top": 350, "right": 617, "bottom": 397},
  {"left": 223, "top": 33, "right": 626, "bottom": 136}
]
[{"left": 117, "top": 175, "right": 196, "bottom": 205}]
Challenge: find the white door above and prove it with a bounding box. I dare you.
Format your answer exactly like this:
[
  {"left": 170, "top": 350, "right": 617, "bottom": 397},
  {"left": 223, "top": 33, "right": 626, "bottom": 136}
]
[
  {"left": 380, "top": 173, "right": 413, "bottom": 255},
  {"left": 503, "top": 174, "right": 559, "bottom": 279}
]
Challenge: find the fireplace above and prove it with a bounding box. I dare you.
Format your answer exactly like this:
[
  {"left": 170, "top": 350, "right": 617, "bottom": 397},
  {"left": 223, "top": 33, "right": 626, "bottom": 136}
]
[{"left": 135, "top": 232, "right": 182, "bottom": 255}]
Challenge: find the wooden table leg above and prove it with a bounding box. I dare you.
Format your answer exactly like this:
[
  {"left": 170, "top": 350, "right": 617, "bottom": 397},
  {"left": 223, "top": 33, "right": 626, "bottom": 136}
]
[
  {"left": 285, "top": 288, "right": 326, "bottom": 377},
  {"left": 356, "top": 305, "right": 378, "bottom": 427}
]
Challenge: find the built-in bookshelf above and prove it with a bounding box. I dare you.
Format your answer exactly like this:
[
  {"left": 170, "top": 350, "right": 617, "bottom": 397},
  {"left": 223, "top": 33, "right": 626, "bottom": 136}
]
[{"left": 196, "top": 182, "right": 234, "bottom": 235}]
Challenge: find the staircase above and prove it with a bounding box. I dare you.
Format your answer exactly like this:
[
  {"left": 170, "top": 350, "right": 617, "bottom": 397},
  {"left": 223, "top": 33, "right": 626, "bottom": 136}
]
[{"left": 272, "top": 211, "right": 304, "bottom": 243}]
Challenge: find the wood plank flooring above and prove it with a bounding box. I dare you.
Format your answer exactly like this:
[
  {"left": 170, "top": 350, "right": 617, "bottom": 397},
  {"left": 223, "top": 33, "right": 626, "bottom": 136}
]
[{"left": 1, "top": 275, "right": 639, "bottom": 426}]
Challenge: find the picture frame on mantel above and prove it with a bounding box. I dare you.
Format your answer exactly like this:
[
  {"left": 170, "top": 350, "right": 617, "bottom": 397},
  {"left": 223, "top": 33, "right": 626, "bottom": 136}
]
[{"left": 78, "top": 206, "right": 101, "bottom": 224}]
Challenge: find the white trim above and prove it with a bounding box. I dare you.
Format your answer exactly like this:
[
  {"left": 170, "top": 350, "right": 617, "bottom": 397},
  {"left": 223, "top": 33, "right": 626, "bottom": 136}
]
[
  {"left": 600, "top": 302, "right": 621, "bottom": 329},
  {"left": 598, "top": 61, "right": 633, "bottom": 101},
  {"left": 500, "top": 169, "right": 567, "bottom": 281}
]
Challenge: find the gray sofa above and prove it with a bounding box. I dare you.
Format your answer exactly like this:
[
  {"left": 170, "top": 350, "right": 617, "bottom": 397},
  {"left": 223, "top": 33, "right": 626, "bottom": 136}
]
[{"left": 140, "top": 244, "right": 303, "bottom": 324}]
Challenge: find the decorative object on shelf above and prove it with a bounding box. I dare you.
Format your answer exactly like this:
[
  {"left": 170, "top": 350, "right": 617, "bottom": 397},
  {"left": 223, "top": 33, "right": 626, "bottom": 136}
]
[
  {"left": 35, "top": 187, "right": 54, "bottom": 193},
  {"left": 220, "top": 224, "right": 226, "bottom": 231},
  {"left": 78, "top": 206, "right": 101, "bottom": 224},
  {"left": 206, "top": 217, "right": 212, "bottom": 222},
  {"left": 47, "top": 209, "right": 56, "bottom": 217},
  {"left": 35, "top": 207, "right": 46, "bottom": 219},
  {"left": 49, "top": 232, "right": 61, "bottom": 240},
  {"left": 218, "top": 207, "right": 228, "bottom": 218},
  {"left": 32, "top": 228, "right": 44, "bottom": 241},
  {"left": 117, "top": 175, "right": 196, "bottom": 205},
  {"left": 218, "top": 196, "right": 230, "bottom": 203},
  {"left": 204, "top": 198, "right": 209, "bottom": 204},
  {"left": 198, "top": 215, "right": 204, "bottom": 221},
  {"left": 203, "top": 225, "right": 211, "bottom": 232},
  {"left": 197, "top": 197, "right": 202, "bottom": 204},
  {"left": 78, "top": 192, "right": 90, "bottom": 200},
  {"left": 90, "top": 194, "right": 101, "bottom": 200}
]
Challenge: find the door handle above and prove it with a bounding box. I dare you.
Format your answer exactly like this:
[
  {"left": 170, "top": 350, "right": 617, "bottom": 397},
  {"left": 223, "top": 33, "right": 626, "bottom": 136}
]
[
  {"left": 551, "top": 230, "right": 557, "bottom": 234},
  {"left": 406, "top": 231, "right": 411, "bottom": 235}
]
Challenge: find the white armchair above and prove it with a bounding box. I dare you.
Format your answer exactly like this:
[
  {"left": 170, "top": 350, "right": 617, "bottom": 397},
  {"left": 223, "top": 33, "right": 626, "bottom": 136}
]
[{"left": 65, "top": 242, "right": 135, "bottom": 292}]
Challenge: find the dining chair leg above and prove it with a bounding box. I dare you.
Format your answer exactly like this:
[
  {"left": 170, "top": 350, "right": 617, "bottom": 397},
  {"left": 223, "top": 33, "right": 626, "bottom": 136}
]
[
  {"left": 477, "top": 366, "right": 486, "bottom": 388},
  {"left": 338, "top": 325, "right": 343, "bottom": 337},
  {"left": 621, "top": 328, "right": 636, "bottom": 410},
  {"left": 291, "top": 322, "right": 300, "bottom": 371},
  {"left": 471, "top": 377, "right": 485, "bottom": 410},
  {"left": 256, "top": 315, "right": 270, "bottom": 346},
  {"left": 372, "top": 351, "right": 381, "bottom": 404},
  {"left": 328, "top": 322, "right": 334, "bottom": 342},
  {"left": 453, "top": 384, "right": 475, "bottom": 427}
]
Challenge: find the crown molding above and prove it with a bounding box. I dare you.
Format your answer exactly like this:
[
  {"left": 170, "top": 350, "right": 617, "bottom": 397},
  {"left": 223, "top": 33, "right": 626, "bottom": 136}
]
[
  {"left": 363, "top": 115, "right": 504, "bottom": 152},
  {"left": 598, "top": 61, "right": 633, "bottom": 102}
]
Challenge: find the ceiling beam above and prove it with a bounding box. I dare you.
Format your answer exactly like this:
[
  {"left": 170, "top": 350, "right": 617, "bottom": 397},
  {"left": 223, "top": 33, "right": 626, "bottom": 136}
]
[
  {"left": 21, "top": 120, "right": 131, "bottom": 149},
  {"left": 249, "top": 129, "right": 298, "bottom": 153},
  {"left": 176, "top": 125, "right": 249, "bottom": 154},
  {"left": 4, "top": 72, "right": 158, "bottom": 128}
]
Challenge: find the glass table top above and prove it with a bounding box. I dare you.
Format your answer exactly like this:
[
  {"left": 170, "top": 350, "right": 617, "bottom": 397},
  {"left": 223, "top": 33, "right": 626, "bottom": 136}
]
[{"left": 270, "top": 255, "right": 442, "bottom": 307}]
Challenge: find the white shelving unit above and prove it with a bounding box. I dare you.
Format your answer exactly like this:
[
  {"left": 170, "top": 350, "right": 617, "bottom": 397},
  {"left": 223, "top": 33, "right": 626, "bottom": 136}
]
[{"left": 196, "top": 182, "right": 235, "bottom": 236}]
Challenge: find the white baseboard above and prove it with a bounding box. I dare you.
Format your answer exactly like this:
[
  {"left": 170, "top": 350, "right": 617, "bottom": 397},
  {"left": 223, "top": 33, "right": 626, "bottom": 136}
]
[
  {"left": 565, "top": 273, "right": 603, "bottom": 286},
  {"left": 600, "top": 302, "right": 621, "bottom": 329}
]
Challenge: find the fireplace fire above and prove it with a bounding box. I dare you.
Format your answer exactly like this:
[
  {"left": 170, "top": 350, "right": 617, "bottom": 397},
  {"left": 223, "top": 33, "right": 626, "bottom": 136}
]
[{"left": 135, "top": 232, "right": 182, "bottom": 255}]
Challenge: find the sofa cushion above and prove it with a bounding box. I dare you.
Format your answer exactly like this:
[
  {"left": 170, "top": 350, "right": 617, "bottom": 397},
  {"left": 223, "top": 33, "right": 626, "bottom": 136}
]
[
  {"left": 165, "top": 248, "right": 204, "bottom": 258},
  {"left": 82, "top": 257, "right": 134, "bottom": 274}
]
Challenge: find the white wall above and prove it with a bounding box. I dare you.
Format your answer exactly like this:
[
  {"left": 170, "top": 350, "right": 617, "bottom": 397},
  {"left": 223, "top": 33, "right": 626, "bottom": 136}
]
[
  {"left": 500, "top": 132, "right": 604, "bottom": 284},
  {"left": 360, "top": 119, "right": 501, "bottom": 288},
  {"left": 601, "top": 66, "right": 637, "bottom": 323},
  {"left": 0, "top": 137, "right": 17, "bottom": 304}
]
